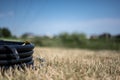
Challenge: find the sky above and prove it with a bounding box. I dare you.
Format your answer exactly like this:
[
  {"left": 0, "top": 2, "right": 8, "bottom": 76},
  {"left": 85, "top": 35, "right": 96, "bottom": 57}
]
[{"left": 0, "top": 0, "right": 120, "bottom": 37}]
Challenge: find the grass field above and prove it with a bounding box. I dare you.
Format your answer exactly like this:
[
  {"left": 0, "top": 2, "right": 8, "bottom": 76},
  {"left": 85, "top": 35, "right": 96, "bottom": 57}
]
[{"left": 0, "top": 47, "right": 120, "bottom": 80}]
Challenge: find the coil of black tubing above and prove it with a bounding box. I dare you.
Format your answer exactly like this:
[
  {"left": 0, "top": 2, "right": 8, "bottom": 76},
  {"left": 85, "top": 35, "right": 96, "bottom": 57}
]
[{"left": 0, "top": 40, "right": 34, "bottom": 68}]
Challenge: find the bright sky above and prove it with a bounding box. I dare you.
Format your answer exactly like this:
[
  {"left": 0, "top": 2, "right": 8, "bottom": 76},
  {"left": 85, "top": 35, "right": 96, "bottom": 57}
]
[{"left": 0, "top": 0, "right": 120, "bottom": 36}]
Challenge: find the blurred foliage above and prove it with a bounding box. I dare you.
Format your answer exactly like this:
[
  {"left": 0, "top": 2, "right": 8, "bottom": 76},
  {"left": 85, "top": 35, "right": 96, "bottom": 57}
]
[
  {"left": 0, "top": 27, "right": 120, "bottom": 50},
  {"left": 21, "top": 32, "right": 120, "bottom": 50},
  {"left": 0, "top": 27, "right": 12, "bottom": 38}
]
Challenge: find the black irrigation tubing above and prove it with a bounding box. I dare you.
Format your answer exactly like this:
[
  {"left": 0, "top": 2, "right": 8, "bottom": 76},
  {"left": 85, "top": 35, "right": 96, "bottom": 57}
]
[
  {"left": 0, "top": 51, "right": 33, "bottom": 59},
  {"left": 0, "top": 40, "right": 35, "bottom": 68}
]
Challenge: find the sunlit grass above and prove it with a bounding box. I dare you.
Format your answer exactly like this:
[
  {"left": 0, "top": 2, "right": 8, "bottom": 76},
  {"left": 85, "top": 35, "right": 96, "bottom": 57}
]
[{"left": 0, "top": 47, "right": 120, "bottom": 80}]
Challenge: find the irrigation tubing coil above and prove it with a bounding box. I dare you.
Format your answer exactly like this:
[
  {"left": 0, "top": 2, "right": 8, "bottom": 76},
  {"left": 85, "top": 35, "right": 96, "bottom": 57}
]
[{"left": 0, "top": 40, "right": 34, "bottom": 68}]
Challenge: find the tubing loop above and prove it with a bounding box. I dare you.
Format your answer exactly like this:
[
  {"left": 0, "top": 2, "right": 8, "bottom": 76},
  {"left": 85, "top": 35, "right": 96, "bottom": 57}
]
[{"left": 4, "top": 45, "right": 20, "bottom": 60}]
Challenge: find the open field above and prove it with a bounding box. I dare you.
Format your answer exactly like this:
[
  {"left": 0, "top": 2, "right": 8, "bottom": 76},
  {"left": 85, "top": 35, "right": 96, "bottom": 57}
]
[{"left": 0, "top": 47, "right": 120, "bottom": 80}]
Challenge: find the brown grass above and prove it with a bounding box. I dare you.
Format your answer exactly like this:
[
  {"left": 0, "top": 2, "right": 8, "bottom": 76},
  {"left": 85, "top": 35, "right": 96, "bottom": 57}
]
[{"left": 0, "top": 47, "right": 120, "bottom": 80}]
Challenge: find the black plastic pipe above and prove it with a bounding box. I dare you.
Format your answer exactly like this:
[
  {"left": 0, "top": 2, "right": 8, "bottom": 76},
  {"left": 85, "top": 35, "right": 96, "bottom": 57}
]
[{"left": 0, "top": 40, "right": 34, "bottom": 68}]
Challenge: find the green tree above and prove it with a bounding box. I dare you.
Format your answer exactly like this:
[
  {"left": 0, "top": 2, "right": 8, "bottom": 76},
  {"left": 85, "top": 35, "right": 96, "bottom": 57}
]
[
  {"left": 0, "top": 28, "right": 2, "bottom": 37},
  {"left": 21, "top": 33, "right": 29, "bottom": 38},
  {"left": 59, "top": 32, "right": 73, "bottom": 44},
  {"left": 71, "top": 33, "right": 87, "bottom": 47},
  {"left": 1, "top": 27, "right": 12, "bottom": 38},
  {"left": 58, "top": 32, "right": 87, "bottom": 47}
]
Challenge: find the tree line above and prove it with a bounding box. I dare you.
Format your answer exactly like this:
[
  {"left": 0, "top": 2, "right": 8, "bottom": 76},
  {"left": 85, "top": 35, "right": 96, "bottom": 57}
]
[{"left": 0, "top": 27, "right": 120, "bottom": 50}]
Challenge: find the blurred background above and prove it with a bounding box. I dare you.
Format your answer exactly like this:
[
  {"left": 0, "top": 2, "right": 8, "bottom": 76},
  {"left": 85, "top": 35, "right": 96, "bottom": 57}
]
[{"left": 0, "top": 0, "right": 120, "bottom": 50}]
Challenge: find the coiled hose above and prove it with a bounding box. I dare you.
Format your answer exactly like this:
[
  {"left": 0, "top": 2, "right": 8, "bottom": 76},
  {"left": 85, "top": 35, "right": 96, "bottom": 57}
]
[{"left": 0, "top": 40, "right": 34, "bottom": 68}]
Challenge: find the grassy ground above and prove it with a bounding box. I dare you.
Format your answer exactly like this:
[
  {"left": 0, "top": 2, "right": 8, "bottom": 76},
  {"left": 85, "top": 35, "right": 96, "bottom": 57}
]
[{"left": 0, "top": 47, "right": 120, "bottom": 80}]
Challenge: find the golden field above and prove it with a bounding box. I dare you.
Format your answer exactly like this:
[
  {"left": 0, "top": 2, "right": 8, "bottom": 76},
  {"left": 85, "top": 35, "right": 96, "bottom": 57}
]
[{"left": 0, "top": 47, "right": 120, "bottom": 80}]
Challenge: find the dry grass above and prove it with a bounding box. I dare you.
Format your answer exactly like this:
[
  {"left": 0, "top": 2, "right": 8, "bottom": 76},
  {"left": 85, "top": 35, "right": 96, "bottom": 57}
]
[{"left": 0, "top": 47, "right": 120, "bottom": 80}]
